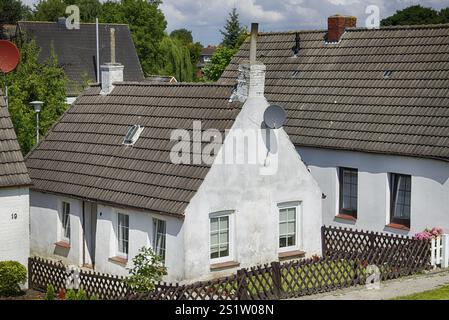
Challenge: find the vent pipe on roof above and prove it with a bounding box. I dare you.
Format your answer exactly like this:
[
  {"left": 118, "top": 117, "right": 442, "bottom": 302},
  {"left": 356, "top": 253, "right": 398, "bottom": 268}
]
[
  {"left": 96, "top": 18, "right": 100, "bottom": 83},
  {"left": 100, "top": 27, "right": 123, "bottom": 95}
]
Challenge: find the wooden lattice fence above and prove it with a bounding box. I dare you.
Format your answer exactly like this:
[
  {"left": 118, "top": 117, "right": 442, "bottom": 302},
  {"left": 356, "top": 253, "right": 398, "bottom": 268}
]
[{"left": 29, "top": 226, "right": 432, "bottom": 300}]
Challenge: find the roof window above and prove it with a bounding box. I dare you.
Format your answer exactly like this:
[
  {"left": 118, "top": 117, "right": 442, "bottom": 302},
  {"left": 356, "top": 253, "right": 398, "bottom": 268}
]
[
  {"left": 383, "top": 70, "right": 394, "bottom": 79},
  {"left": 123, "top": 125, "right": 144, "bottom": 145}
]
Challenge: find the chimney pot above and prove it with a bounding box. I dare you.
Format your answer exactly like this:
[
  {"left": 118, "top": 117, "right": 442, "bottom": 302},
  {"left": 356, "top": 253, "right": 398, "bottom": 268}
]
[
  {"left": 250, "top": 23, "right": 258, "bottom": 64},
  {"left": 327, "top": 15, "right": 356, "bottom": 43}
]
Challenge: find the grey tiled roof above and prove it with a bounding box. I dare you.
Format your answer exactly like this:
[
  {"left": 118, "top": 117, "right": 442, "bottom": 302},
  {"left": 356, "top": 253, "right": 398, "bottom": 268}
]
[
  {"left": 26, "top": 83, "right": 239, "bottom": 216},
  {"left": 220, "top": 24, "right": 449, "bottom": 162},
  {"left": 17, "top": 21, "right": 145, "bottom": 96},
  {"left": 0, "top": 92, "right": 31, "bottom": 188}
]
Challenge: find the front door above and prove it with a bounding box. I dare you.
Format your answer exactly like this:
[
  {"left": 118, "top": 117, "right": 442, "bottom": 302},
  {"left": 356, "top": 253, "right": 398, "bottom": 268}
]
[{"left": 83, "top": 202, "right": 97, "bottom": 268}]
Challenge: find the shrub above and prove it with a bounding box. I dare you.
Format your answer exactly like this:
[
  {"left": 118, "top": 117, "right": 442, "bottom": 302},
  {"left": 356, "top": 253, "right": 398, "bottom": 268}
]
[
  {"left": 0, "top": 261, "right": 27, "bottom": 296},
  {"left": 414, "top": 227, "right": 444, "bottom": 240},
  {"left": 45, "top": 284, "right": 56, "bottom": 300},
  {"left": 75, "top": 288, "right": 88, "bottom": 300},
  {"left": 124, "top": 246, "right": 167, "bottom": 293},
  {"left": 65, "top": 289, "right": 76, "bottom": 300}
]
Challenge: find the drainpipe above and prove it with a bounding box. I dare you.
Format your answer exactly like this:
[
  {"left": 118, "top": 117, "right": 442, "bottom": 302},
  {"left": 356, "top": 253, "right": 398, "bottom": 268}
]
[{"left": 82, "top": 201, "right": 86, "bottom": 266}]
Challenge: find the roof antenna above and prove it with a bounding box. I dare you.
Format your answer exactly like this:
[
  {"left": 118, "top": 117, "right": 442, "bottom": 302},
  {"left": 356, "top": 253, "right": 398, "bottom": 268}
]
[
  {"left": 0, "top": 40, "right": 20, "bottom": 110},
  {"left": 292, "top": 32, "right": 300, "bottom": 57},
  {"left": 250, "top": 23, "right": 258, "bottom": 64}
]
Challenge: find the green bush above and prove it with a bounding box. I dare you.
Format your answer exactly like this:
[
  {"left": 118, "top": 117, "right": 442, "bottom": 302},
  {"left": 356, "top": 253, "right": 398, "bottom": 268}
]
[
  {"left": 75, "top": 288, "right": 88, "bottom": 300},
  {"left": 65, "top": 289, "right": 76, "bottom": 300},
  {"left": 45, "top": 284, "right": 56, "bottom": 300},
  {"left": 0, "top": 261, "right": 27, "bottom": 296}
]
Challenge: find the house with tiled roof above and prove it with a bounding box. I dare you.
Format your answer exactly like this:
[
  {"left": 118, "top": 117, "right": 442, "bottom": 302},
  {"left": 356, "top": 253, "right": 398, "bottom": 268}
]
[
  {"left": 221, "top": 15, "right": 449, "bottom": 235},
  {"left": 25, "top": 28, "right": 322, "bottom": 281},
  {"left": 17, "top": 20, "right": 145, "bottom": 104},
  {"left": 0, "top": 90, "right": 32, "bottom": 268}
]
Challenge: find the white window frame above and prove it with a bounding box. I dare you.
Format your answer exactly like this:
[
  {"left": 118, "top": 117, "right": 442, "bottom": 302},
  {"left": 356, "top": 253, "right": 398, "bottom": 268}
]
[
  {"left": 152, "top": 218, "right": 166, "bottom": 264},
  {"left": 60, "top": 201, "right": 71, "bottom": 243},
  {"left": 277, "top": 202, "right": 302, "bottom": 253},
  {"left": 116, "top": 212, "right": 129, "bottom": 259},
  {"left": 209, "top": 210, "right": 235, "bottom": 264}
]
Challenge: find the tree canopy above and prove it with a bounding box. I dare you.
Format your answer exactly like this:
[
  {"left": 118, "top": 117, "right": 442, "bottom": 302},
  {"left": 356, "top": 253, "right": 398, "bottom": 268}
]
[
  {"left": 0, "top": 0, "right": 31, "bottom": 23},
  {"left": 381, "top": 5, "right": 449, "bottom": 26},
  {"left": 203, "top": 46, "right": 236, "bottom": 82},
  {"left": 220, "top": 7, "right": 247, "bottom": 49},
  {"left": 1, "top": 39, "right": 68, "bottom": 155}
]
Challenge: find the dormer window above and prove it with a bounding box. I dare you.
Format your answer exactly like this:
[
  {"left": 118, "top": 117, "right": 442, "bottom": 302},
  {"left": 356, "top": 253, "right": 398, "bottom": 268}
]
[{"left": 123, "top": 125, "right": 144, "bottom": 145}]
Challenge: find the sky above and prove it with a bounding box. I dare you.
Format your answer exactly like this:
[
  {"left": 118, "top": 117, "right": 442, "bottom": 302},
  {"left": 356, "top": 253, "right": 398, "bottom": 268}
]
[{"left": 22, "top": 0, "right": 449, "bottom": 45}]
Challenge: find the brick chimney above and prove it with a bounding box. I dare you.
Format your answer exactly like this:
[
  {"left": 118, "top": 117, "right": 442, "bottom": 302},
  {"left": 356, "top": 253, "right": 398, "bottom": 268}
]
[{"left": 327, "top": 15, "right": 356, "bottom": 43}]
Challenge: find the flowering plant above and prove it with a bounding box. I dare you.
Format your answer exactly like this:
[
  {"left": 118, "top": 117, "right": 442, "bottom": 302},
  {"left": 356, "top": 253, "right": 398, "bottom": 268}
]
[{"left": 414, "top": 227, "right": 443, "bottom": 240}]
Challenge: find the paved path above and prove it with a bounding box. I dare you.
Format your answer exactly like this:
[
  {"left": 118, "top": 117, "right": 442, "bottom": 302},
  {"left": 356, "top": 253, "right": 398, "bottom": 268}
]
[{"left": 293, "top": 269, "right": 449, "bottom": 300}]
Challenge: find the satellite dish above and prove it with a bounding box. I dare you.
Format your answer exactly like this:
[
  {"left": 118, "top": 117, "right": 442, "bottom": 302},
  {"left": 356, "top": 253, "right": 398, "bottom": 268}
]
[
  {"left": 264, "top": 104, "right": 287, "bottom": 129},
  {"left": 0, "top": 40, "right": 20, "bottom": 74}
]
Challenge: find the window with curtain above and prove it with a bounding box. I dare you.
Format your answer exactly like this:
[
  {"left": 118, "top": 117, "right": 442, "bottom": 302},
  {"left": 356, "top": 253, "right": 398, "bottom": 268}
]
[
  {"left": 152, "top": 218, "right": 166, "bottom": 263},
  {"left": 117, "top": 213, "right": 129, "bottom": 256},
  {"left": 62, "top": 202, "right": 71, "bottom": 241},
  {"left": 279, "top": 207, "right": 296, "bottom": 249},
  {"left": 390, "top": 173, "right": 411, "bottom": 227},
  {"left": 210, "top": 215, "right": 230, "bottom": 260},
  {"left": 339, "top": 167, "right": 358, "bottom": 218}
]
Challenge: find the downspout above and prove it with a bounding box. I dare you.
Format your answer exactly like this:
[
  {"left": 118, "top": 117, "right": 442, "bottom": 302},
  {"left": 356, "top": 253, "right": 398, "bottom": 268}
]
[{"left": 82, "top": 201, "right": 86, "bottom": 266}]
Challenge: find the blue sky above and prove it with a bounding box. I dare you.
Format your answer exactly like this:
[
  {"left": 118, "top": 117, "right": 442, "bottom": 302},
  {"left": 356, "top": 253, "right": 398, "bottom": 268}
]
[{"left": 22, "top": 0, "right": 449, "bottom": 45}]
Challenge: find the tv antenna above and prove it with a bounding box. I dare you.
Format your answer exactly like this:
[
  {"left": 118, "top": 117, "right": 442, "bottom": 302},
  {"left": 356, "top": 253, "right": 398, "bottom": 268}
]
[{"left": 0, "top": 40, "right": 20, "bottom": 109}]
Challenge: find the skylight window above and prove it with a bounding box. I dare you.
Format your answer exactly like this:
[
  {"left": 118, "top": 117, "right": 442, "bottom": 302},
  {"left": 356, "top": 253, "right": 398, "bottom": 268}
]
[
  {"left": 383, "top": 70, "right": 394, "bottom": 79},
  {"left": 123, "top": 125, "right": 144, "bottom": 145}
]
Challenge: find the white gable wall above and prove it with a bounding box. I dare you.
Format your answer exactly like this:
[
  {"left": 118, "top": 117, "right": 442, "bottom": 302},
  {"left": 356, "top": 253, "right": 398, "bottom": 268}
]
[
  {"left": 298, "top": 146, "right": 449, "bottom": 235},
  {"left": 0, "top": 187, "right": 30, "bottom": 268},
  {"left": 182, "top": 64, "right": 323, "bottom": 281}
]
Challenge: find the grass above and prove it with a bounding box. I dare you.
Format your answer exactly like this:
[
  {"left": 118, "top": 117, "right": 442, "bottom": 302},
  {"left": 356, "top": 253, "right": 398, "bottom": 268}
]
[{"left": 393, "top": 284, "right": 449, "bottom": 300}]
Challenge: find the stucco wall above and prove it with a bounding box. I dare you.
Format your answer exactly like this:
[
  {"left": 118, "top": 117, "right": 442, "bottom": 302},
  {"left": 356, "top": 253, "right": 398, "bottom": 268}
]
[
  {"left": 182, "top": 82, "right": 323, "bottom": 281},
  {"left": 94, "top": 204, "right": 184, "bottom": 281},
  {"left": 30, "top": 191, "right": 184, "bottom": 281},
  {"left": 298, "top": 147, "right": 449, "bottom": 235},
  {"left": 0, "top": 187, "right": 30, "bottom": 269},
  {"left": 30, "top": 191, "right": 83, "bottom": 266}
]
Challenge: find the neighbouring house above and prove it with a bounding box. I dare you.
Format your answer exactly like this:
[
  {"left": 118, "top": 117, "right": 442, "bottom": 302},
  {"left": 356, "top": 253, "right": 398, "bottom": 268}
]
[
  {"left": 196, "top": 45, "right": 217, "bottom": 78},
  {"left": 25, "top": 27, "right": 322, "bottom": 281},
  {"left": 220, "top": 15, "right": 449, "bottom": 235},
  {"left": 17, "top": 19, "right": 145, "bottom": 105},
  {"left": 0, "top": 91, "right": 32, "bottom": 268}
]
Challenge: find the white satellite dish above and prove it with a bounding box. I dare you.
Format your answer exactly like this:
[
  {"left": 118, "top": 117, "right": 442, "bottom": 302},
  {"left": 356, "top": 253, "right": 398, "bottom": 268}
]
[{"left": 264, "top": 105, "right": 287, "bottom": 129}]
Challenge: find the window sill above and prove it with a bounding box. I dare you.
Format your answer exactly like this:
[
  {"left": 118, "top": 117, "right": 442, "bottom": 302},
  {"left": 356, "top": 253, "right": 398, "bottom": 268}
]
[
  {"left": 109, "top": 256, "right": 128, "bottom": 266},
  {"left": 278, "top": 250, "right": 305, "bottom": 261},
  {"left": 210, "top": 261, "right": 240, "bottom": 271},
  {"left": 335, "top": 214, "right": 357, "bottom": 222},
  {"left": 385, "top": 223, "right": 410, "bottom": 231},
  {"left": 54, "top": 241, "right": 71, "bottom": 249}
]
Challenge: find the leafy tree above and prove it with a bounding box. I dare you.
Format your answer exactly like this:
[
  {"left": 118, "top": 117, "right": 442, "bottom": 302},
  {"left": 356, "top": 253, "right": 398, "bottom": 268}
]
[
  {"left": 203, "top": 46, "right": 237, "bottom": 82},
  {"left": 0, "top": 0, "right": 31, "bottom": 24},
  {"left": 158, "top": 36, "right": 193, "bottom": 82},
  {"left": 124, "top": 247, "right": 167, "bottom": 293},
  {"left": 220, "top": 7, "right": 247, "bottom": 49},
  {"left": 1, "top": 39, "right": 67, "bottom": 155},
  {"left": 31, "top": 0, "right": 102, "bottom": 22},
  {"left": 381, "top": 5, "right": 448, "bottom": 26},
  {"left": 170, "top": 28, "right": 193, "bottom": 45},
  {"left": 100, "top": 0, "right": 167, "bottom": 76}
]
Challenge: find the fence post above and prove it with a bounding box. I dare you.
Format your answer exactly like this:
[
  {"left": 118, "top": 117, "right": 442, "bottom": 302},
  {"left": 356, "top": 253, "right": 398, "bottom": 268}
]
[
  {"left": 321, "top": 226, "right": 326, "bottom": 258},
  {"left": 271, "top": 261, "right": 282, "bottom": 299},
  {"left": 442, "top": 234, "right": 449, "bottom": 268},
  {"left": 27, "top": 257, "right": 32, "bottom": 290},
  {"left": 236, "top": 269, "right": 249, "bottom": 300},
  {"left": 431, "top": 237, "right": 436, "bottom": 267}
]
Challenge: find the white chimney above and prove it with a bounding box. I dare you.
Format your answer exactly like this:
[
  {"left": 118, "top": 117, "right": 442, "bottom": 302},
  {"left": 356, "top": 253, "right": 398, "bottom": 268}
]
[
  {"left": 100, "top": 27, "right": 124, "bottom": 95},
  {"left": 232, "top": 23, "right": 265, "bottom": 102}
]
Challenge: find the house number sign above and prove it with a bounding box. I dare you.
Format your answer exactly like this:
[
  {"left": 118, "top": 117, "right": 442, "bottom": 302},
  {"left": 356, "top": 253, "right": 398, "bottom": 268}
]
[{"left": 11, "top": 213, "right": 17, "bottom": 220}]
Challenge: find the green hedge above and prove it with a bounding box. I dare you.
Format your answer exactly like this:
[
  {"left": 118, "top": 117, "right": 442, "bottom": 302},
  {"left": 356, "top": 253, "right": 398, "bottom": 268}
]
[{"left": 0, "top": 261, "right": 27, "bottom": 296}]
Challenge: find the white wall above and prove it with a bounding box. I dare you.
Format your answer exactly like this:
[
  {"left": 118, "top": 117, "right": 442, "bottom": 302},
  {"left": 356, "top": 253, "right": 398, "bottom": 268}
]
[
  {"left": 182, "top": 65, "right": 322, "bottom": 281},
  {"left": 94, "top": 204, "right": 184, "bottom": 281},
  {"left": 0, "top": 187, "right": 30, "bottom": 268},
  {"left": 30, "top": 191, "right": 184, "bottom": 281},
  {"left": 298, "top": 147, "right": 449, "bottom": 235},
  {"left": 30, "top": 191, "right": 83, "bottom": 266}
]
